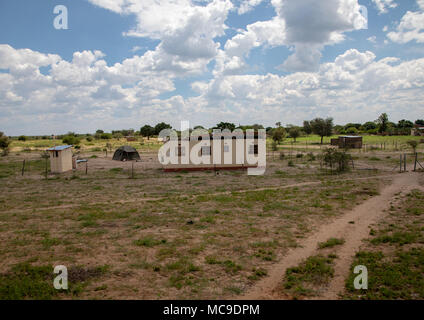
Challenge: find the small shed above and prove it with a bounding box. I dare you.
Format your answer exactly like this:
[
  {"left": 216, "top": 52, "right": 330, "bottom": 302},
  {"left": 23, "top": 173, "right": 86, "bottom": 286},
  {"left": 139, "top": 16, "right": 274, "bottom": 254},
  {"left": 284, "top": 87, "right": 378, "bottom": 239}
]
[
  {"left": 333, "top": 136, "right": 363, "bottom": 149},
  {"left": 47, "top": 145, "right": 73, "bottom": 173},
  {"left": 340, "top": 136, "right": 363, "bottom": 149},
  {"left": 112, "top": 146, "right": 141, "bottom": 161}
]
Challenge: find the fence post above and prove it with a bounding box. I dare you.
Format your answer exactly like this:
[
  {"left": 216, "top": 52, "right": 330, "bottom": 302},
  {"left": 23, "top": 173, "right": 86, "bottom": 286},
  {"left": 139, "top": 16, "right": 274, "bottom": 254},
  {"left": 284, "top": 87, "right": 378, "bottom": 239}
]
[
  {"left": 21, "top": 159, "right": 26, "bottom": 176},
  {"left": 86, "top": 161, "right": 88, "bottom": 174},
  {"left": 400, "top": 154, "right": 402, "bottom": 173},
  {"left": 415, "top": 153, "right": 418, "bottom": 172},
  {"left": 404, "top": 154, "right": 407, "bottom": 172}
]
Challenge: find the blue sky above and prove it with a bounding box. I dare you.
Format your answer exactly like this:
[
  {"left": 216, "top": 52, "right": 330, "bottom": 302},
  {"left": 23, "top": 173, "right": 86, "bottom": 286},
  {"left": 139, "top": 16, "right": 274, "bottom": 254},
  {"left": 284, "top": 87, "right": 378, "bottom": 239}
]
[{"left": 0, "top": 0, "right": 423, "bottom": 135}]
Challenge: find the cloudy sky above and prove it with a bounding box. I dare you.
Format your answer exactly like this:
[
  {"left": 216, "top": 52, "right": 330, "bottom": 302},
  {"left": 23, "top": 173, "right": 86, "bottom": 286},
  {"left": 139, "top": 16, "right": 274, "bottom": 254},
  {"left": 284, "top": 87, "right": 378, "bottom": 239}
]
[{"left": 0, "top": 0, "right": 423, "bottom": 135}]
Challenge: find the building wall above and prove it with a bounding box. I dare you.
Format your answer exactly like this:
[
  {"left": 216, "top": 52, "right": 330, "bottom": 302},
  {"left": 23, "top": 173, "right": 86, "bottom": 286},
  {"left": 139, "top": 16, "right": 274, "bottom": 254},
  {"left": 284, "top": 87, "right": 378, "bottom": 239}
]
[
  {"left": 162, "top": 138, "right": 259, "bottom": 171},
  {"left": 49, "top": 148, "right": 73, "bottom": 173}
]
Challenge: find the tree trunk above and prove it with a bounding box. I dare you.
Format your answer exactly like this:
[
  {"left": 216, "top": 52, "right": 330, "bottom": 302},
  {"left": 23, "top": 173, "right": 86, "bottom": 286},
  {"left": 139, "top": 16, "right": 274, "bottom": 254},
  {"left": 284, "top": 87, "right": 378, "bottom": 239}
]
[{"left": 321, "top": 136, "right": 324, "bottom": 144}]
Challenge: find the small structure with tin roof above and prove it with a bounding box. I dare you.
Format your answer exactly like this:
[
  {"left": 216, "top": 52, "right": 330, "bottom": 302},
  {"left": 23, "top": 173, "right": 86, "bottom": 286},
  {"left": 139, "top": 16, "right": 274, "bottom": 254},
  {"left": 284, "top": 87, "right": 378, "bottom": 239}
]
[
  {"left": 46, "top": 145, "right": 73, "bottom": 173},
  {"left": 331, "top": 136, "right": 363, "bottom": 149}
]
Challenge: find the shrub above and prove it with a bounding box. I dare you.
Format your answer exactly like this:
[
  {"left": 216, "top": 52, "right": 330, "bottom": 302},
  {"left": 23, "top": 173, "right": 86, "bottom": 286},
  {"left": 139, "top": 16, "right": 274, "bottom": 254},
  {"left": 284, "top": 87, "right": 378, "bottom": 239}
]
[
  {"left": 0, "top": 132, "right": 11, "bottom": 156},
  {"left": 322, "top": 148, "right": 351, "bottom": 172},
  {"left": 18, "top": 135, "right": 27, "bottom": 141},
  {"left": 345, "top": 127, "right": 358, "bottom": 134},
  {"left": 307, "top": 153, "right": 316, "bottom": 161},
  {"left": 62, "top": 135, "right": 80, "bottom": 146}
]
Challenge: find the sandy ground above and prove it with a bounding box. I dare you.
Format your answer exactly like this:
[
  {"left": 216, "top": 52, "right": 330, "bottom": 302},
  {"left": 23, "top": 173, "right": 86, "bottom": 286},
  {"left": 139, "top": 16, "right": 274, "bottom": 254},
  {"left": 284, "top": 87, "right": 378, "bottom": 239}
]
[{"left": 240, "top": 171, "right": 423, "bottom": 300}]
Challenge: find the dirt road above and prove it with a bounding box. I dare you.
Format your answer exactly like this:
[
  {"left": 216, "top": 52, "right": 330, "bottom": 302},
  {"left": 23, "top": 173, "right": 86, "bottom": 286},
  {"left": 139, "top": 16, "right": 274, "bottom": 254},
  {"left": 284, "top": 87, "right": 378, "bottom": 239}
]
[{"left": 241, "top": 172, "right": 422, "bottom": 300}]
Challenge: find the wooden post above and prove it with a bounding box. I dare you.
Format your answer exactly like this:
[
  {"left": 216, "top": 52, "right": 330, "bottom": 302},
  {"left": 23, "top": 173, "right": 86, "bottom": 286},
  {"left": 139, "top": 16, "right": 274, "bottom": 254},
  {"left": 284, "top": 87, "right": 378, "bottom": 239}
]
[
  {"left": 131, "top": 161, "right": 134, "bottom": 179},
  {"left": 21, "top": 159, "right": 26, "bottom": 176},
  {"left": 45, "top": 157, "right": 48, "bottom": 179},
  {"left": 415, "top": 153, "right": 418, "bottom": 172},
  {"left": 400, "top": 154, "right": 402, "bottom": 172},
  {"left": 404, "top": 153, "right": 407, "bottom": 172},
  {"left": 86, "top": 161, "right": 88, "bottom": 175}
]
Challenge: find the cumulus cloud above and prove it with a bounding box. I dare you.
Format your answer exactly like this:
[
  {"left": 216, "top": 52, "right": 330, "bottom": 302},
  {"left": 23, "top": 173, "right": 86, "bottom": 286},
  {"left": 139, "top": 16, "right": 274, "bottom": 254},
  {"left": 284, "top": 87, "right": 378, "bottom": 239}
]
[
  {"left": 88, "top": 0, "right": 233, "bottom": 66},
  {"left": 272, "top": 0, "right": 366, "bottom": 72},
  {"left": 191, "top": 49, "right": 424, "bottom": 126},
  {"left": 387, "top": 1, "right": 424, "bottom": 43}
]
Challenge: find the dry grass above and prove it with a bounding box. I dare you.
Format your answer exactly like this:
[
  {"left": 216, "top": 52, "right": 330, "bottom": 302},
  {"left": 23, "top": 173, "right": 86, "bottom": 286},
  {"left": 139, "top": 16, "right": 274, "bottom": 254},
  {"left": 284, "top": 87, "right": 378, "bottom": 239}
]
[{"left": 0, "top": 147, "right": 392, "bottom": 299}]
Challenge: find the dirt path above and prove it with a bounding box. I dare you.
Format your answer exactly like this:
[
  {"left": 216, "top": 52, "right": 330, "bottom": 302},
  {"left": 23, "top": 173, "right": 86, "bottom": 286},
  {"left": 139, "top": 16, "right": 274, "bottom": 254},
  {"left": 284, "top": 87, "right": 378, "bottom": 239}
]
[{"left": 241, "top": 172, "right": 421, "bottom": 300}]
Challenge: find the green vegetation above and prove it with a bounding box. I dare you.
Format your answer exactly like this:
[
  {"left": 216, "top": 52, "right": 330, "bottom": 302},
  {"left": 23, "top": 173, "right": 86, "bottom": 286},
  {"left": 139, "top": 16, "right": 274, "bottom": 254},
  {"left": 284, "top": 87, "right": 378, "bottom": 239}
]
[
  {"left": 318, "top": 238, "right": 345, "bottom": 249},
  {"left": 283, "top": 254, "right": 336, "bottom": 298},
  {"left": 0, "top": 262, "right": 109, "bottom": 299},
  {"left": 344, "top": 189, "right": 424, "bottom": 300}
]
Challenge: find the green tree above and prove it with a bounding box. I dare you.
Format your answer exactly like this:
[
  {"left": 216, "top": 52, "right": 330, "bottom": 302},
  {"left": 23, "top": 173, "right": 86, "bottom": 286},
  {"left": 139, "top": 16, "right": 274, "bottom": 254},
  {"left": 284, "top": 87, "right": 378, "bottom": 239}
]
[
  {"left": 310, "top": 118, "right": 334, "bottom": 144},
  {"left": 18, "top": 135, "right": 27, "bottom": 141},
  {"left": 416, "top": 119, "right": 424, "bottom": 126},
  {"left": 303, "top": 121, "right": 312, "bottom": 135},
  {"left": 154, "top": 122, "right": 172, "bottom": 135},
  {"left": 361, "top": 121, "right": 377, "bottom": 131},
  {"left": 214, "top": 122, "right": 236, "bottom": 132},
  {"left": 140, "top": 125, "right": 155, "bottom": 140},
  {"left": 288, "top": 126, "right": 301, "bottom": 142},
  {"left": 272, "top": 127, "right": 286, "bottom": 143},
  {"left": 377, "top": 113, "right": 389, "bottom": 133},
  {"left": 397, "top": 119, "right": 414, "bottom": 129}
]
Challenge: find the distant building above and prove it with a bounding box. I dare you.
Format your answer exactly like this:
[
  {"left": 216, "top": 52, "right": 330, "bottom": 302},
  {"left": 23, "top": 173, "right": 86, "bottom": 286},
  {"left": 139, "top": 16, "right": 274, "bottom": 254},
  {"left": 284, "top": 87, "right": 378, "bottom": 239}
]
[
  {"left": 411, "top": 125, "right": 424, "bottom": 136},
  {"left": 47, "top": 145, "right": 73, "bottom": 173},
  {"left": 331, "top": 136, "right": 363, "bottom": 149}
]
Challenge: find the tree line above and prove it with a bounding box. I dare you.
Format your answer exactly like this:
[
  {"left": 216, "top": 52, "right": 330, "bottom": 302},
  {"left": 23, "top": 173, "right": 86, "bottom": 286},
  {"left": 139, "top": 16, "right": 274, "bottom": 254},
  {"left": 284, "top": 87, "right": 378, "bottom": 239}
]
[{"left": 1, "top": 115, "right": 422, "bottom": 155}]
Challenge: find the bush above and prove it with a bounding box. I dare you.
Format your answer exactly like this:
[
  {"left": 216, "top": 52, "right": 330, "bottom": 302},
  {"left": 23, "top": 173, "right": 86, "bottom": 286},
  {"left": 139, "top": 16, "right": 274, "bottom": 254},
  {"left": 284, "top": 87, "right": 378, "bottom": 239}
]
[
  {"left": 322, "top": 148, "right": 351, "bottom": 172},
  {"left": 100, "top": 133, "right": 112, "bottom": 140},
  {"left": 307, "top": 153, "right": 316, "bottom": 161},
  {"left": 18, "top": 135, "right": 27, "bottom": 141},
  {"left": 86, "top": 136, "right": 93, "bottom": 142},
  {"left": 345, "top": 127, "right": 358, "bottom": 134},
  {"left": 0, "top": 132, "right": 11, "bottom": 155},
  {"left": 62, "top": 135, "right": 80, "bottom": 146}
]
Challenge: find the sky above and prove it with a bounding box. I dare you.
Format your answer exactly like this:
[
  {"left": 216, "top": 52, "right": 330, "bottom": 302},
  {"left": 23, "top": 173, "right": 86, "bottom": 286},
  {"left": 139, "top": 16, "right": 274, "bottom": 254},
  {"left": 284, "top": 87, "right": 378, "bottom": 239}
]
[{"left": 0, "top": 0, "right": 423, "bottom": 135}]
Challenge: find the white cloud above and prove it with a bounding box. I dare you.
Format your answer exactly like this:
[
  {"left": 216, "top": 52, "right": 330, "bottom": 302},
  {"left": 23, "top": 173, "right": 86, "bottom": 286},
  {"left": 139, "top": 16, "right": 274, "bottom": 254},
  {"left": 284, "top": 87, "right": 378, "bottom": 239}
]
[
  {"left": 2, "top": 44, "right": 423, "bottom": 135},
  {"left": 387, "top": 2, "right": 424, "bottom": 43},
  {"left": 237, "top": 0, "right": 265, "bottom": 15},
  {"left": 367, "top": 36, "right": 377, "bottom": 43},
  {"left": 271, "top": 0, "right": 366, "bottom": 72},
  {"left": 88, "top": 0, "right": 233, "bottom": 66},
  {"left": 372, "top": 0, "right": 398, "bottom": 14}
]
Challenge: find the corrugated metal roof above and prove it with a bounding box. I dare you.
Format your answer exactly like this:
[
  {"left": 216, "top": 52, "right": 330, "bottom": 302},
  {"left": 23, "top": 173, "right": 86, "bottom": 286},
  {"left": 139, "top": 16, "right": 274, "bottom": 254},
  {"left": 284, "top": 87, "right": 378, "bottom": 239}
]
[
  {"left": 340, "top": 136, "right": 362, "bottom": 138},
  {"left": 47, "top": 145, "right": 72, "bottom": 151}
]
